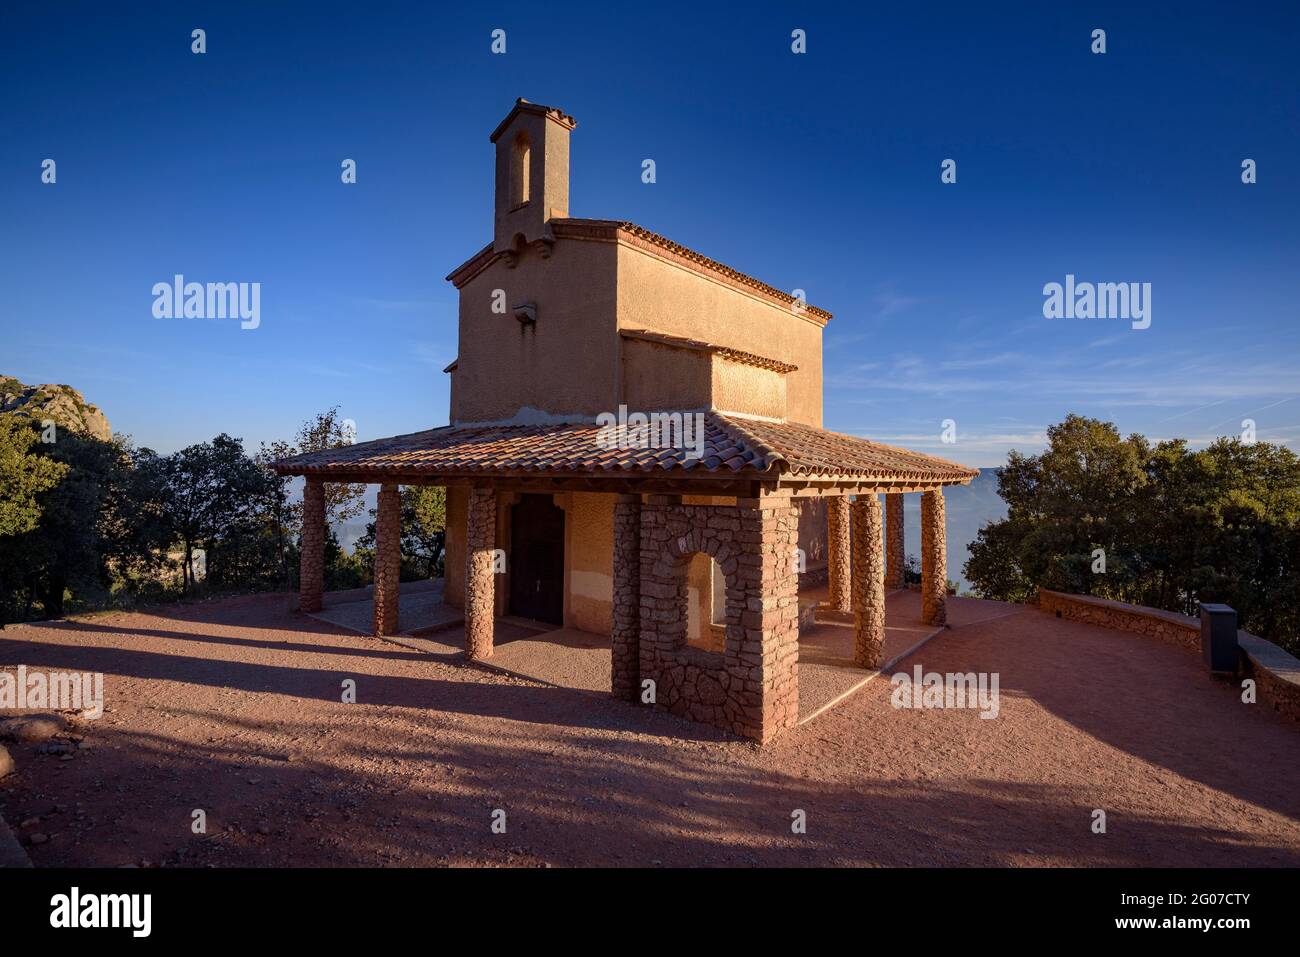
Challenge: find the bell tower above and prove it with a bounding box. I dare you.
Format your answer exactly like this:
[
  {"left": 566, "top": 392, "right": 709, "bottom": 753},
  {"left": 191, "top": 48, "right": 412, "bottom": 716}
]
[{"left": 490, "top": 99, "right": 577, "bottom": 258}]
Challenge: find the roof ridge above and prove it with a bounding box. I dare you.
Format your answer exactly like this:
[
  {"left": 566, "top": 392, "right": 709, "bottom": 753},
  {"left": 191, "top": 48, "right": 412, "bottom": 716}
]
[
  {"left": 812, "top": 423, "right": 976, "bottom": 474},
  {"left": 447, "top": 222, "right": 835, "bottom": 325},
  {"left": 275, "top": 426, "right": 449, "bottom": 468},
  {"left": 712, "top": 412, "right": 787, "bottom": 474},
  {"left": 272, "top": 414, "right": 978, "bottom": 484},
  {"left": 549, "top": 219, "right": 832, "bottom": 321},
  {"left": 620, "top": 328, "right": 798, "bottom": 374}
]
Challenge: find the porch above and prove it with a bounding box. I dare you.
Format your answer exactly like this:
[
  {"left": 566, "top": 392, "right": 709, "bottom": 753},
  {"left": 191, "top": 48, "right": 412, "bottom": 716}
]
[
  {"left": 300, "top": 577, "right": 960, "bottom": 724},
  {"left": 274, "top": 412, "right": 979, "bottom": 743}
]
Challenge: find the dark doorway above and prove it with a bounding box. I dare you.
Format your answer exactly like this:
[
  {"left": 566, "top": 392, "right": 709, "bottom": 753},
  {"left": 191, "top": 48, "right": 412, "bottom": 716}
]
[{"left": 509, "top": 494, "right": 565, "bottom": 625}]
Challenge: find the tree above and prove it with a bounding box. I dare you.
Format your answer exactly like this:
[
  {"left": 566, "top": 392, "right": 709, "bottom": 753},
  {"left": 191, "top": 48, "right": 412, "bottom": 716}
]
[
  {"left": 0, "top": 413, "right": 67, "bottom": 537},
  {"left": 356, "top": 485, "right": 447, "bottom": 581},
  {"left": 255, "top": 439, "right": 297, "bottom": 585},
  {"left": 291, "top": 407, "right": 365, "bottom": 527},
  {"left": 403, "top": 485, "right": 447, "bottom": 578},
  {"left": 0, "top": 414, "right": 71, "bottom": 621},
  {"left": 966, "top": 414, "right": 1300, "bottom": 655},
  {"left": 0, "top": 426, "right": 127, "bottom": 619},
  {"left": 100, "top": 445, "right": 174, "bottom": 586},
  {"left": 965, "top": 415, "right": 1148, "bottom": 602},
  {"left": 156, "top": 434, "right": 272, "bottom": 595}
]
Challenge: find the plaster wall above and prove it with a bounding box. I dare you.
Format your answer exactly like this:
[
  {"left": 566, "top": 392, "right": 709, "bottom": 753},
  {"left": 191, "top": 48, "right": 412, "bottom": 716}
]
[
  {"left": 452, "top": 240, "right": 619, "bottom": 423},
  {"left": 615, "top": 242, "right": 824, "bottom": 426}
]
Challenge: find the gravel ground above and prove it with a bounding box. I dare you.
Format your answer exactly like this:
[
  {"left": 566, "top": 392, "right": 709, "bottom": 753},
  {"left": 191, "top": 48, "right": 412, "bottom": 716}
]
[{"left": 1, "top": 590, "right": 1298, "bottom": 867}]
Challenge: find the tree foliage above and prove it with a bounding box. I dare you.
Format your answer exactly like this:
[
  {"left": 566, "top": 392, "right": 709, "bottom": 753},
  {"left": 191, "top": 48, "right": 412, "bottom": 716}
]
[
  {"left": 356, "top": 485, "right": 447, "bottom": 581},
  {"left": 0, "top": 404, "right": 450, "bottom": 624},
  {"left": 290, "top": 406, "right": 366, "bottom": 527},
  {"left": 0, "top": 414, "right": 68, "bottom": 537},
  {"left": 965, "top": 414, "right": 1300, "bottom": 653}
]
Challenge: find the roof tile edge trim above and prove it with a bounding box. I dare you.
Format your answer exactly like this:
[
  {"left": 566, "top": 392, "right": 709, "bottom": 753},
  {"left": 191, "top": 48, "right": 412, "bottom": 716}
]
[{"left": 445, "top": 221, "right": 833, "bottom": 324}]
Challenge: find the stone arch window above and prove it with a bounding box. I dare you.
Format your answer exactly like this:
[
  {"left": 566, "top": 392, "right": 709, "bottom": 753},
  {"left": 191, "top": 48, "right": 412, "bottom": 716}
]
[
  {"left": 682, "top": 554, "right": 726, "bottom": 653},
  {"left": 650, "top": 531, "right": 742, "bottom": 667},
  {"left": 510, "top": 131, "right": 531, "bottom": 208}
]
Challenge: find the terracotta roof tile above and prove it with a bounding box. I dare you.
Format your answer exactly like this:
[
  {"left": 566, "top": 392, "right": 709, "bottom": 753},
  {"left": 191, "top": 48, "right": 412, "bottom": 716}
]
[
  {"left": 274, "top": 413, "right": 978, "bottom": 486},
  {"left": 620, "top": 329, "right": 798, "bottom": 374}
]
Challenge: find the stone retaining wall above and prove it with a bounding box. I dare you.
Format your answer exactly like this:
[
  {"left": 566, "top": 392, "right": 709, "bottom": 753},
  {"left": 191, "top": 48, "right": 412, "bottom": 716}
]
[
  {"left": 1238, "top": 632, "right": 1300, "bottom": 723},
  {"left": 1038, "top": 590, "right": 1200, "bottom": 652},
  {"left": 1038, "top": 589, "right": 1300, "bottom": 723}
]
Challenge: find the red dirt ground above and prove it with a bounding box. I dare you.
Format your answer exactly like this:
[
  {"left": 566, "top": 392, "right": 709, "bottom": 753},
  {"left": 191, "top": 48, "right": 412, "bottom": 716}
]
[{"left": 1, "top": 591, "right": 1298, "bottom": 867}]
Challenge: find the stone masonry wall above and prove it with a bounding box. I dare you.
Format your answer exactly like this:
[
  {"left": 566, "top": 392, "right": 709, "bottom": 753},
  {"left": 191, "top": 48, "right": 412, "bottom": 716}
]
[
  {"left": 465, "top": 487, "right": 497, "bottom": 660},
  {"left": 1239, "top": 635, "right": 1300, "bottom": 724},
  {"left": 850, "top": 494, "right": 885, "bottom": 668},
  {"left": 372, "top": 483, "right": 401, "bottom": 636},
  {"left": 299, "top": 478, "right": 325, "bottom": 613},
  {"left": 638, "top": 497, "right": 800, "bottom": 743},
  {"left": 611, "top": 494, "right": 641, "bottom": 701},
  {"left": 1038, "top": 590, "right": 1199, "bottom": 651},
  {"left": 826, "top": 497, "right": 851, "bottom": 613},
  {"left": 921, "top": 489, "right": 947, "bottom": 626},
  {"left": 885, "top": 492, "right": 905, "bottom": 590},
  {"left": 1039, "top": 589, "right": 1300, "bottom": 724}
]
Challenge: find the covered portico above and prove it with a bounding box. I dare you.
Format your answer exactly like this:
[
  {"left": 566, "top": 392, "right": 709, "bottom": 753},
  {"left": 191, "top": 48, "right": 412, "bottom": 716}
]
[{"left": 276, "top": 413, "right": 976, "bottom": 743}]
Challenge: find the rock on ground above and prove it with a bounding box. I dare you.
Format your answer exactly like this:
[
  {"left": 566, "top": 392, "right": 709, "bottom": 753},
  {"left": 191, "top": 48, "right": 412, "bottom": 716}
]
[{"left": 0, "top": 714, "right": 67, "bottom": 744}]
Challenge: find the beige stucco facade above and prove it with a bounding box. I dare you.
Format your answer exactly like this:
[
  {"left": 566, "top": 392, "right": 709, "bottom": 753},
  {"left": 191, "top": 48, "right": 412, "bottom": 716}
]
[
  {"left": 447, "top": 230, "right": 825, "bottom": 429},
  {"left": 613, "top": 241, "right": 824, "bottom": 426},
  {"left": 437, "top": 100, "right": 834, "bottom": 632}
]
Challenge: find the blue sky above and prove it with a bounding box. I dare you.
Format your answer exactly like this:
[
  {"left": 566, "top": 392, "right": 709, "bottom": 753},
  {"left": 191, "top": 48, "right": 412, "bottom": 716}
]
[{"left": 2, "top": 1, "right": 1297, "bottom": 467}]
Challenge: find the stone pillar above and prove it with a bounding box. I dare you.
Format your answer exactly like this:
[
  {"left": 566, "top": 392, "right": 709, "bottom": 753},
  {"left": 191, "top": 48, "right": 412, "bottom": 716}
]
[
  {"left": 735, "top": 495, "right": 802, "bottom": 742},
  {"left": 636, "top": 494, "right": 800, "bottom": 744},
  {"left": 465, "top": 487, "right": 497, "bottom": 660},
  {"left": 299, "top": 478, "right": 325, "bottom": 613},
  {"left": 611, "top": 494, "right": 641, "bottom": 701},
  {"left": 372, "top": 483, "right": 401, "bottom": 636},
  {"left": 850, "top": 494, "right": 885, "bottom": 668},
  {"left": 885, "top": 492, "right": 905, "bottom": 590},
  {"left": 826, "top": 496, "right": 851, "bottom": 612},
  {"left": 921, "top": 488, "right": 947, "bottom": 626}
]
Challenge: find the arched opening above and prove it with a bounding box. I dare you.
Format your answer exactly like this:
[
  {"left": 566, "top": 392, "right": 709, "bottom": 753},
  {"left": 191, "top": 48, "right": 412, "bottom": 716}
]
[
  {"left": 685, "top": 553, "right": 727, "bottom": 653},
  {"left": 647, "top": 536, "right": 741, "bottom": 665},
  {"left": 510, "top": 131, "right": 531, "bottom": 207}
]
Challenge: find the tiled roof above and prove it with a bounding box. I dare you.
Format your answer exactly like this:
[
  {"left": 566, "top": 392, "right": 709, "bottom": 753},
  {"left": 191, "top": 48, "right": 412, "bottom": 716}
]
[
  {"left": 274, "top": 413, "right": 978, "bottom": 486},
  {"left": 489, "top": 99, "right": 577, "bottom": 142},
  {"left": 620, "top": 329, "right": 799, "bottom": 374},
  {"left": 724, "top": 417, "right": 978, "bottom": 483}
]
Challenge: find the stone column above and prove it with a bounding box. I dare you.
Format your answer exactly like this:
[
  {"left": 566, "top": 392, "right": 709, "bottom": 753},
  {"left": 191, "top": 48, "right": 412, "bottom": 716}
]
[
  {"left": 372, "top": 483, "right": 401, "bottom": 636},
  {"left": 885, "top": 492, "right": 905, "bottom": 589},
  {"left": 850, "top": 494, "right": 885, "bottom": 668},
  {"left": 611, "top": 494, "right": 641, "bottom": 701},
  {"left": 299, "top": 478, "right": 325, "bottom": 613},
  {"left": 465, "top": 486, "right": 497, "bottom": 660},
  {"left": 826, "top": 496, "right": 851, "bottom": 612},
  {"left": 738, "top": 495, "right": 801, "bottom": 742},
  {"left": 921, "top": 489, "right": 947, "bottom": 626}
]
